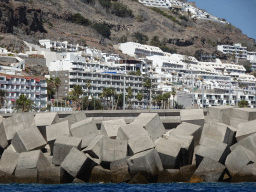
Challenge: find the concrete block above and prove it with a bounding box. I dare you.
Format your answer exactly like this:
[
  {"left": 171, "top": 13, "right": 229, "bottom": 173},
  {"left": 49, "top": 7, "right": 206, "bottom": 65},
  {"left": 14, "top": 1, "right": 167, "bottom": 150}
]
[
  {"left": 196, "top": 137, "right": 229, "bottom": 166},
  {"left": 0, "top": 150, "right": 20, "bottom": 175},
  {"left": 0, "top": 115, "right": 8, "bottom": 149},
  {"left": 225, "top": 145, "right": 256, "bottom": 176},
  {"left": 15, "top": 168, "right": 37, "bottom": 183},
  {"left": 168, "top": 133, "right": 194, "bottom": 166},
  {"left": 61, "top": 147, "right": 97, "bottom": 181},
  {"left": 117, "top": 124, "right": 150, "bottom": 141},
  {"left": 110, "top": 158, "right": 131, "bottom": 183},
  {"left": 201, "top": 122, "right": 236, "bottom": 147},
  {"left": 3, "top": 113, "right": 35, "bottom": 141},
  {"left": 208, "top": 105, "right": 235, "bottom": 125},
  {"left": 128, "top": 172, "right": 149, "bottom": 184},
  {"left": 100, "top": 119, "right": 126, "bottom": 138},
  {"left": 236, "top": 120, "right": 256, "bottom": 142},
  {"left": 89, "top": 165, "right": 112, "bottom": 183},
  {"left": 101, "top": 139, "right": 127, "bottom": 166},
  {"left": 83, "top": 135, "right": 106, "bottom": 160},
  {"left": 58, "top": 112, "right": 86, "bottom": 127},
  {"left": 171, "top": 122, "right": 202, "bottom": 146},
  {"left": 193, "top": 157, "right": 230, "bottom": 182},
  {"left": 180, "top": 109, "right": 204, "bottom": 127},
  {"left": 131, "top": 113, "right": 166, "bottom": 141},
  {"left": 12, "top": 126, "right": 47, "bottom": 153},
  {"left": 6, "top": 144, "right": 16, "bottom": 152},
  {"left": 70, "top": 118, "right": 98, "bottom": 138},
  {"left": 127, "top": 149, "right": 163, "bottom": 177},
  {"left": 231, "top": 164, "right": 256, "bottom": 182},
  {"left": 230, "top": 108, "right": 256, "bottom": 128},
  {"left": 52, "top": 136, "right": 82, "bottom": 166},
  {"left": 128, "top": 136, "right": 155, "bottom": 155},
  {"left": 157, "top": 169, "right": 180, "bottom": 183},
  {"left": 155, "top": 138, "right": 182, "bottom": 169},
  {"left": 231, "top": 133, "right": 256, "bottom": 155},
  {"left": 80, "top": 132, "right": 97, "bottom": 149}
]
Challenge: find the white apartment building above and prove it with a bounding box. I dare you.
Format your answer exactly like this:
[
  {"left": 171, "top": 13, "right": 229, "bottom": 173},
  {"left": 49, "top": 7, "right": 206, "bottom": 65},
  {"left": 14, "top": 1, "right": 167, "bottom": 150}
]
[
  {"left": 217, "top": 43, "right": 247, "bottom": 59},
  {"left": 39, "top": 39, "right": 80, "bottom": 52},
  {"left": 248, "top": 52, "right": 256, "bottom": 62},
  {"left": 0, "top": 48, "right": 11, "bottom": 56},
  {"left": 0, "top": 74, "right": 47, "bottom": 112}
]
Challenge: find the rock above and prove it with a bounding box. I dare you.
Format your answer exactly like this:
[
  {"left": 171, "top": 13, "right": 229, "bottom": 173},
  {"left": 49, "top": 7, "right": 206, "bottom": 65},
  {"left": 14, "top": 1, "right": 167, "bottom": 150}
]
[
  {"left": 61, "top": 147, "right": 97, "bottom": 182},
  {"left": 89, "top": 165, "right": 112, "bottom": 183},
  {"left": 127, "top": 149, "right": 163, "bottom": 177},
  {"left": 101, "top": 119, "right": 126, "bottom": 139},
  {"left": 131, "top": 113, "right": 166, "bottom": 141},
  {"left": 12, "top": 126, "right": 47, "bottom": 153},
  {"left": 195, "top": 137, "right": 229, "bottom": 166},
  {"left": 208, "top": 105, "right": 235, "bottom": 125},
  {"left": 0, "top": 150, "right": 20, "bottom": 175},
  {"left": 101, "top": 138, "right": 127, "bottom": 168},
  {"left": 52, "top": 136, "right": 82, "bottom": 166},
  {"left": 231, "top": 164, "right": 256, "bottom": 182},
  {"left": 225, "top": 145, "right": 256, "bottom": 176},
  {"left": 193, "top": 157, "right": 230, "bottom": 182},
  {"left": 236, "top": 120, "right": 256, "bottom": 142},
  {"left": 180, "top": 109, "right": 204, "bottom": 127},
  {"left": 155, "top": 138, "right": 182, "bottom": 169},
  {"left": 58, "top": 112, "right": 86, "bottom": 127},
  {"left": 157, "top": 169, "right": 180, "bottom": 183},
  {"left": 3, "top": 113, "right": 35, "bottom": 141},
  {"left": 189, "top": 174, "right": 204, "bottom": 183},
  {"left": 110, "top": 158, "right": 131, "bottom": 183},
  {"left": 128, "top": 172, "right": 149, "bottom": 184},
  {"left": 230, "top": 108, "right": 256, "bottom": 128},
  {"left": 83, "top": 135, "right": 106, "bottom": 160}
]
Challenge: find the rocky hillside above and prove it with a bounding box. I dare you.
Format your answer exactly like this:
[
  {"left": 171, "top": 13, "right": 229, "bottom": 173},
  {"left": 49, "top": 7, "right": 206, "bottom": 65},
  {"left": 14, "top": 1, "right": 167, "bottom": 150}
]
[{"left": 0, "top": 0, "right": 255, "bottom": 59}]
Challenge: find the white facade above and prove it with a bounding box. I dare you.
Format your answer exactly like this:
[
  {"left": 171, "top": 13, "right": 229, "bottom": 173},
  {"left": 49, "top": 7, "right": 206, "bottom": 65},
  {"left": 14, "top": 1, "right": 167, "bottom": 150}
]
[
  {"left": 0, "top": 47, "right": 11, "bottom": 56},
  {"left": 39, "top": 39, "right": 80, "bottom": 52},
  {"left": 217, "top": 44, "right": 247, "bottom": 59},
  {"left": 248, "top": 52, "right": 256, "bottom": 62}
]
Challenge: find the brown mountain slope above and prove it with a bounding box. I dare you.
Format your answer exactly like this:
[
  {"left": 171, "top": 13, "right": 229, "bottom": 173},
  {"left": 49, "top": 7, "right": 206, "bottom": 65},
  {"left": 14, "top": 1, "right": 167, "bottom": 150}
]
[{"left": 0, "top": 0, "right": 255, "bottom": 57}]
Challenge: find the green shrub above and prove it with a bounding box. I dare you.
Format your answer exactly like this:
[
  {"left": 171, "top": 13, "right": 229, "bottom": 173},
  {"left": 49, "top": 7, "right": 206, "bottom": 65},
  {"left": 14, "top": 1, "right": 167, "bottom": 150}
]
[
  {"left": 99, "top": 0, "right": 111, "bottom": 9},
  {"left": 179, "top": 15, "right": 188, "bottom": 22},
  {"left": 119, "top": 35, "right": 127, "bottom": 43},
  {"left": 112, "top": 2, "right": 133, "bottom": 18},
  {"left": 150, "top": 7, "right": 180, "bottom": 25},
  {"left": 72, "top": 13, "right": 90, "bottom": 26},
  {"left": 132, "top": 32, "right": 148, "bottom": 44},
  {"left": 82, "top": 0, "right": 95, "bottom": 5},
  {"left": 92, "top": 22, "right": 111, "bottom": 38}
]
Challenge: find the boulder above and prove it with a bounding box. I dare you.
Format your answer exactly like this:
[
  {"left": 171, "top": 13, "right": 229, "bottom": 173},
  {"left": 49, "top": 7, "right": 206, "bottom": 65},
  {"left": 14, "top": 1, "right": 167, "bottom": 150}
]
[
  {"left": 128, "top": 172, "right": 149, "bottom": 184},
  {"left": 155, "top": 138, "right": 182, "bottom": 169},
  {"left": 180, "top": 109, "right": 204, "bottom": 127},
  {"left": 225, "top": 145, "right": 256, "bottom": 176},
  {"left": 208, "top": 105, "right": 235, "bottom": 125},
  {"left": 127, "top": 149, "right": 163, "bottom": 177},
  {"left": 57, "top": 112, "right": 86, "bottom": 127},
  {"left": 157, "top": 169, "right": 180, "bottom": 183},
  {"left": 131, "top": 113, "right": 165, "bottom": 141},
  {"left": 61, "top": 147, "right": 97, "bottom": 182},
  {"left": 89, "top": 165, "right": 112, "bottom": 183},
  {"left": 0, "top": 150, "right": 20, "bottom": 175},
  {"left": 52, "top": 136, "right": 82, "bottom": 166},
  {"left": 230, "top": 108, "right": 256, "bottom": 128},
  {"left": 12, "top": 126, "right": 47, "bottom": 153},
  {"left": 236, "top": 120, "right": 256, "bottom": 142},
  {"left": 101, "top": 119, "right": 126, "bottom": 139},
  {"left": 110, "top": 158, "right": 131, "bottom": 183},
  {"left": 3, "top": 113, "right": 35, "bottom": 141}
]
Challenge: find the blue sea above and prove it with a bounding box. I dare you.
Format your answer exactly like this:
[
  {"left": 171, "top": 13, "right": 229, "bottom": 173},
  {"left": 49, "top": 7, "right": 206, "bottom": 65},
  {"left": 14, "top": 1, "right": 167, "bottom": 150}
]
[{"left": 0, "top": 183, "right": 255, "bottom": 192}]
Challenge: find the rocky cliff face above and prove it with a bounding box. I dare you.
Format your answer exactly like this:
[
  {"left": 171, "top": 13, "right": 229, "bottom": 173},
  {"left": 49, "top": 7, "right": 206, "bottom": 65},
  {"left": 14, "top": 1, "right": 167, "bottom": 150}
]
[{"left": 0, "top": 0, "right": 255, "bottom": 57}]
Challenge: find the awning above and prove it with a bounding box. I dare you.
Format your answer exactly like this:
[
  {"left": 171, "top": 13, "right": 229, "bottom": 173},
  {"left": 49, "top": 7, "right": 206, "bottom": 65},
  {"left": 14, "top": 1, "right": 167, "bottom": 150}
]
[
  {"left": 35, "top": 78, "right": 40, "bottom": 82},
  {"left": 11, "top": 99, "right": 16, "bottom": 102},
  {"left": 6, "top": 76, "right": 11, "bottom": 79}
]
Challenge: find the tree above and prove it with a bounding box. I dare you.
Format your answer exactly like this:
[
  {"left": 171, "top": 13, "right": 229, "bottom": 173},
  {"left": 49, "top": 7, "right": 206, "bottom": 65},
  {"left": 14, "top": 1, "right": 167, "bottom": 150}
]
[
  {"left": 194, "top": 49, "right": 204, "bottom": 61},
  {"left": 135, "top": 69, "right": 141, "bottom": 76},
  {"left": 143, "top": 78, "right": 151, "bottom": 109},
  {"left": 171, "top": 89, "right": 176, "bottom": 109},
  {"left": 69, "top": 85, "right": 84, "bottom": 110},
  {"left": 0, "top": 89, "right": 6, "bottom": 109},
  {"left": 150, "top": 36, "right": 161, "bottom": 47},
  {"left": 86, "top": 80, "right": 92, "bottom": 110},
  {"left": 54, "top": 77, "right": 61, "bottom": 100},
  {"left": 46, "top": 77, "right": 55, "bottom": 100},
  {"left": 162, "top": 92, "right": 170, "bottom": 109},
  {"left": 102, "top": 87, "right": 115, "bottom": 109},
  {"left": 136, "top": 92, "right": 143, "bottom": 102},
  {"left": 14, "top": 94, "right": 36, "bottom": 112},
  {"left": 127, "top": 87, "right": 132, "bottom": 109},
  {"left": 239, "top": 100, "right": 248, "bottom": 108}
]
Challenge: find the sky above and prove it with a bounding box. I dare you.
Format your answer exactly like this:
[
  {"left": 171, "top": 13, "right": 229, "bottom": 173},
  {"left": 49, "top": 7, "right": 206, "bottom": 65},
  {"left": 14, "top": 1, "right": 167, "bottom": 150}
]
[{"left": 187, "top": 0, "right": 256, "bottom": 41}]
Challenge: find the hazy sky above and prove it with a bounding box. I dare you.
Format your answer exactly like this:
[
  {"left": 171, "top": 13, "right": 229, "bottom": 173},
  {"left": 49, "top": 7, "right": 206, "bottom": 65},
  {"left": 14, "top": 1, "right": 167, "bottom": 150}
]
[{"left": 187, "top": 0, "right": 256, "bottom": 41}]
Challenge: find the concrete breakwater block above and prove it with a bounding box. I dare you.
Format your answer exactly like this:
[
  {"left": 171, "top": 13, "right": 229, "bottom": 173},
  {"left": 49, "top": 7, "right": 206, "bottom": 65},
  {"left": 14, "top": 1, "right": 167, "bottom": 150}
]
[
  {"left": 0, "top": 115, "right": 8, "bottom": 149},
  {"left": 0, "top": 150, "right": 20, "bottom": 175},
  {"left": 196, "top": 137, "right": 229, "bottom": 166},
  {"left": 225, "top": 145, "right": 256, "bottom": 176},
  {"left": 61, "top": 147, "right": 97, "bottom": 181},
  {"left": 89, "top": 165, "right": 112, "bottom": 183},
  {"left": 208, "top": 105, "right": 235, "bottom": 125},
  {"left": 35, "top": 112, "right": 59, "bottom": 140},
  {"left": 236, "top": 120, "right": 256, "bottom": 142},
  {"left": 155, "top": 138, "right": 182, "bottom": 169},
  {"left": 230, "top": 108, "right": 256, "bottom": 128},
  {"left": 127, "top": 149, "right": 163, "bottom": 177},
  {"left": 117, "top": 124, "right": 150, "bottom": 141},
  {"left": 168, "top": 133, "right": 194, "bottom": 166},
  {"left": 131, "top": 113, "right": 165, "bottom": 141},
  {"left": 12, "top": 126, "right": 47, "bottom": 153},
  {"left": 101, "top": 138, "right": 127, "bottom": 167},
  {"left": 100, "top": 119, "right": 126, "bottom": 139},
  {"left": 128, "top": 136, "right": 155, "bottom": 156},
  {"left": 110, "top": 158, "right": 131, "bottom": 183},
  {"left": 202, "top": 122, "right": 236, "bottom": 147},
  {"left": 180, "top": 109, "right": 204, "bottom": 127},
  {"left": 52, "top": 136, "right": 82, "bottom": 166},
  {"left": 3, "top": 113, "right": 35, "bottom": 141},
  {"left": 231, "top": 133, "right": 256, "bottom": 155},
  {"left": 83, "top": 135, "right": 107, "bottom": 160},
  {"left": 231, "top": 164, "right": 256, "bottom": 182},
  {"left": 192, "top": 157, "right": 230, "bottom": 182},
  {"left": 58, "top": 112, "right": 86, "bottom": 127}
]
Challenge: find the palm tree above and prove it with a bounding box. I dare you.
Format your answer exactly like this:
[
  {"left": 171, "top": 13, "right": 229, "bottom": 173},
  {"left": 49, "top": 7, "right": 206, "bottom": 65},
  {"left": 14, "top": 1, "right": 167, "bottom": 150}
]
[
  {"left": 14, "top": 94, "right": 36, "bottom": 112},
  {"left": 163, "top": 92, "right": 170, "bottom": 109},
  {"left": 143, "top": 78, "right": 151, "bottom": 109},
  {"left": 69, "top": 85, "right": 84, "bottom": 111},
  {"left": 86, "top": 80, "right": 92, "bottom": 110},
  {"left": 0, "top": 89, "right": 6, "bottom": 109},
  {"left": 127, "top": 87, "right": 132, "bottom": 109},
  {"left": 171, "top": 89, "right": 176, "bottom": 109},
  {"left": 54, "top": 77, "right": 61, "bottom": 100},
  {"left": 46, "top": 77, "right": 55, "bottom": 100},
  {"left": 102, "top": 87, "right": 115, "bottom": 109}
]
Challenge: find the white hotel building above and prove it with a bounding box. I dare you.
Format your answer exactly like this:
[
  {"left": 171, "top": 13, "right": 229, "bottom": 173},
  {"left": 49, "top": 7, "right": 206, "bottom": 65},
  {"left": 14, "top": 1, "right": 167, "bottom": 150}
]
[{"left": 217, "top": 43, "right": 248, "bottom": 59}]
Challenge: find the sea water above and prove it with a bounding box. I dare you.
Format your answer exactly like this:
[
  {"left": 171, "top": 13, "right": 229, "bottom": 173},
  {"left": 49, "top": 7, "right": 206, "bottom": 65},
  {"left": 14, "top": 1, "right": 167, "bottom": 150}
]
[{"left": 0, "top": 183, "right": 255, "bottom": 192}]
